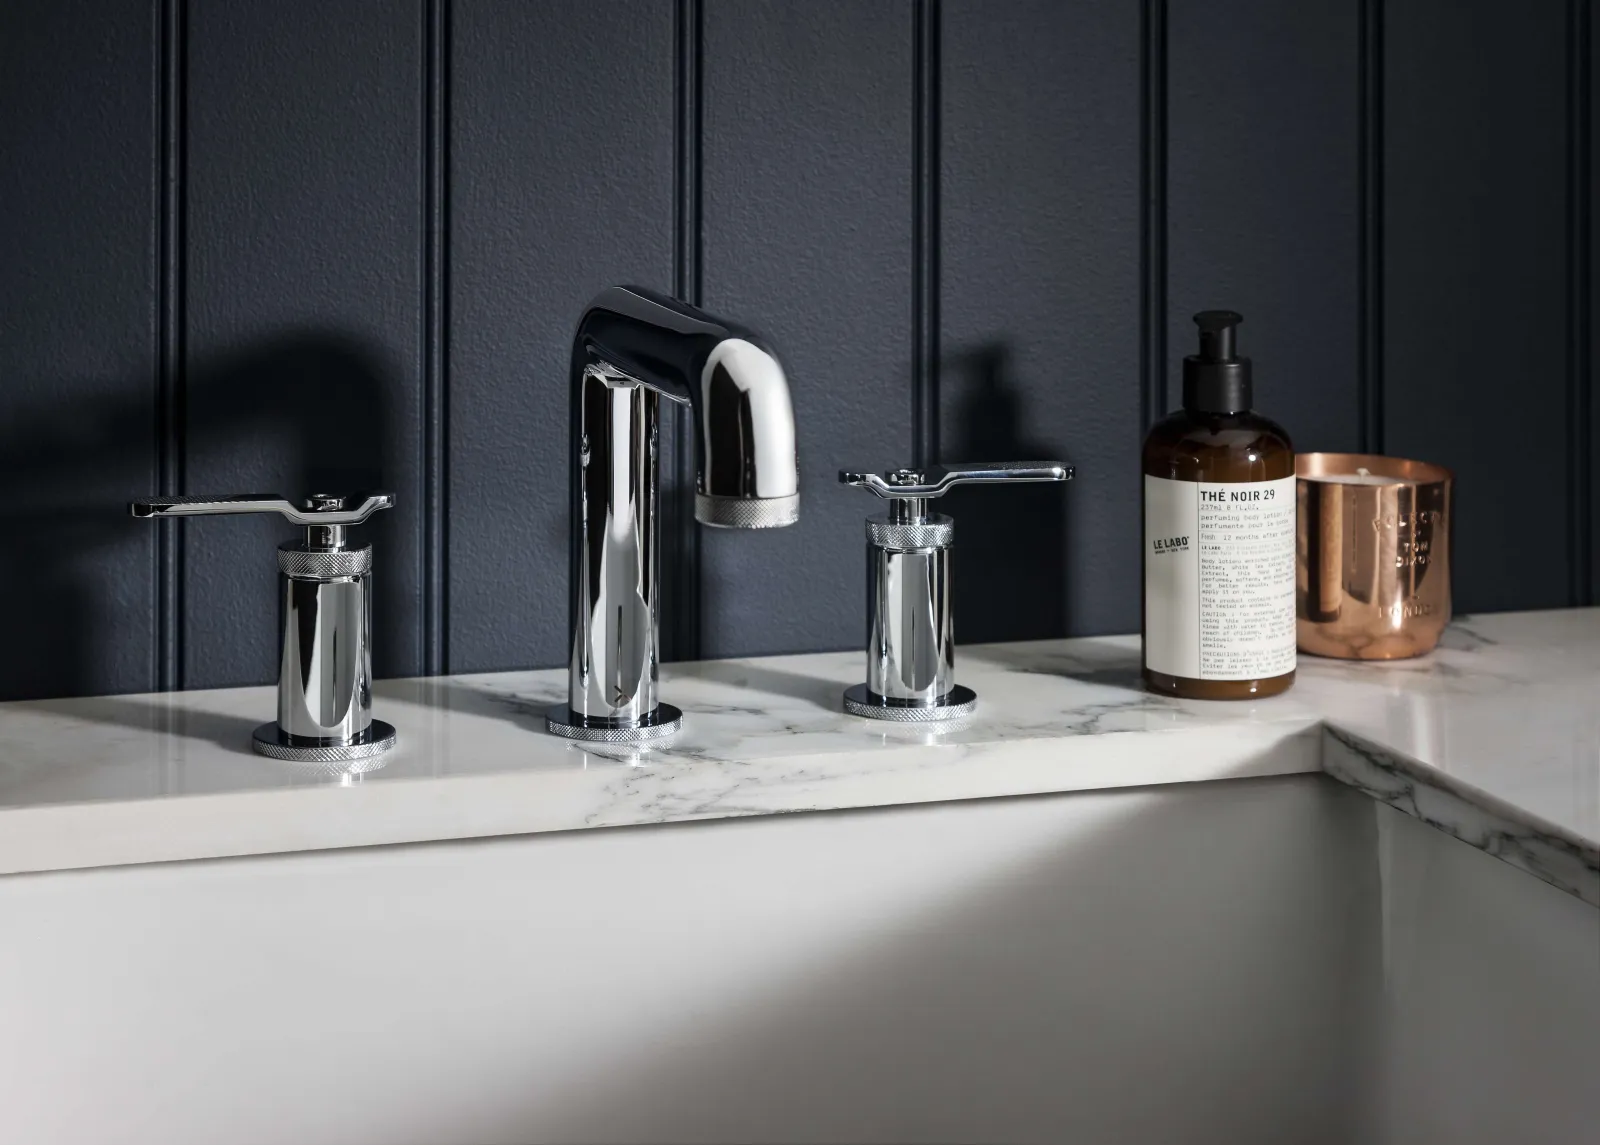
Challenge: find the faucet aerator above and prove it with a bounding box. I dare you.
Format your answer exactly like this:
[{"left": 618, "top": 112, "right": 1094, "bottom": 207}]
[{"left": 693, "top": 492, "right": 800, "bottom": 530}]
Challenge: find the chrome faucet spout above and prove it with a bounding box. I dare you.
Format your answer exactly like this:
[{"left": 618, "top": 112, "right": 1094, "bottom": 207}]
[{"left": 547, "top": 286, "right": 800, "bottom": 742}]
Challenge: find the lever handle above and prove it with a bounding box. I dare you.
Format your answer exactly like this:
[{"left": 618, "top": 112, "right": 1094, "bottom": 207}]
[
  {"left": 839, "top": 462, "right": 1072, "bottom": 500},
  {"left": 129, "top": 492, "right": 394, "bottom": 527}
]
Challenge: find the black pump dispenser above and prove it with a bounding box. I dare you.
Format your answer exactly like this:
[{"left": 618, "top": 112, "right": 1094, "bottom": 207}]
[
  {"left": 1143, "top": 306, "right": 1295, "bottom": 701},
  {"left": 1182, "top": 309, "right": 1252, "bottom": 414}
]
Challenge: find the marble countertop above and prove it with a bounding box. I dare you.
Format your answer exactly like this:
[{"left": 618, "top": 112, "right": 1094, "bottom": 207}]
[{"left": 1, "top": 609, "right": 1595, "bottom": 903}]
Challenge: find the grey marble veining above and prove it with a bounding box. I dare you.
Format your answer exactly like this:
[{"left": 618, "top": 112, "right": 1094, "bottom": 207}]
[
  {"left": 1295, "top": 610, "right": 1600, "bottom": 854},
  {"left": 1322, "top": 726, "right": 1600, "bottom": 907},
  {"left": 0, "top": 609, "right": 1596, "bottom": 903}
]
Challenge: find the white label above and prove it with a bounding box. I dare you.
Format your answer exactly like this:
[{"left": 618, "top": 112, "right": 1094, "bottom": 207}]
[{"left": 1144, "top": 475, "right": 1296, "bottom": 681}]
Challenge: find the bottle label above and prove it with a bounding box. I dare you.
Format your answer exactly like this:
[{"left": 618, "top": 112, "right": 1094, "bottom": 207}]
[{"left": 1144, "top": 475, "right": 1296, "bottom": 681}]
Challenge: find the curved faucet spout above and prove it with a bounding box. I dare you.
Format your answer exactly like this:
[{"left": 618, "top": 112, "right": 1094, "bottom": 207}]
[
  {"left": 551, "top": 286, "right": 800, "bottom": 739},
  {"left": 572, "top": 285, "right": 800, "bottom": 523}
]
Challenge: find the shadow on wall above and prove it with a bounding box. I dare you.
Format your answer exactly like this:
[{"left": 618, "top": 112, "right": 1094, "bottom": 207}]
[
  {"left": 0, "top": 331, "right": 405, "bottom": 700},
  {"left": 941, "top": 343, "right": 1072, "bottom": 644}
]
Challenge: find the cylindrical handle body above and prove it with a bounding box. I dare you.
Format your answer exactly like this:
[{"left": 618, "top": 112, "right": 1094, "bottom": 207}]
[
  {"left": 276, "top": 544, "right": 374, "bottom": 741},
  {"left": 864, "top": 515, "right": 954, "bottom": 703}
]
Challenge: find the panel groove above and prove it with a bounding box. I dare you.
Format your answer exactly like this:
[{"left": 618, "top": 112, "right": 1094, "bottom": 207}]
[
  {"left": 156, "top": 0, "right": 187, "bottom": 691},
  {"left": 699, "top": 0, "right": 912, "bottom": 656},
  {"left": 1168, "top": 1, "right": 1360, "bottom": 453},
  {"left": 183, "top": 0, "right": 426, "bottom": 687},
  {"left": 1358, "top": 0, "right": 1385, "bottom": 455},
  {"left": 1386, "top": 0, "right": 1569, "bottom": 611},
  {"left": 912, "top": 0, "right": 941, "bottom": 468},
  {"left": 670, "top": 0, "right": 703, "bottom": 659},
  {"left": 1140, "top": 0, "right": 1167, "bottom": 428},
  {"left": 943, "top": 0, "right": 1139, "bottom": 639},
  {"left": 1567, "top": 0, "right": 1593, "bottom": 606},
  {"left": 423, "top": 0, "right": 449, "bottom": 672}
]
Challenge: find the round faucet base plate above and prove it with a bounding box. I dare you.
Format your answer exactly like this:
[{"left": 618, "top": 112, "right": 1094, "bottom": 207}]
[
  {"left": 546, "top": 704, "right": 683, "bottom": 743},
  {"left": 251, "top": 720, "right": 397, "bottom": 770},
  {"left": 843, "top": 684, "right": 977, "bottom": 722}
]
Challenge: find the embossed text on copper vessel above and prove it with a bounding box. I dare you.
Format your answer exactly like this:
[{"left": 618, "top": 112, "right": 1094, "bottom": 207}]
[{"left": 1296, "top": 453, "right": 1452, "bottom": 659}]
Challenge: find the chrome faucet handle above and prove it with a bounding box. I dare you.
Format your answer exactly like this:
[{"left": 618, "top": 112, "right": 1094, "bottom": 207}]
[
  {"left": 130, "top": 492, "right": 394, "bottom": 528},
  {"left": 838, "top": 459, "right": 1073, "bottom": 723},
  {"left": 129, "top": 490, "right": 397, "bottom": 768},
  {"left": 839, "top": 462, "right": 1072, "bottom": 499}
]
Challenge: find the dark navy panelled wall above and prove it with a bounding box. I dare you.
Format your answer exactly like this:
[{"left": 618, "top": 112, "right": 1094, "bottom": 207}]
[{"left": 0, "top": 0, "right": 1594, "bottom": 699}]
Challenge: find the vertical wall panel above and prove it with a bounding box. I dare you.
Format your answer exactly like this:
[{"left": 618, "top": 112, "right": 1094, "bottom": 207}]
[
  {"left": 942, "top": 0, "right": 1142, "bottom": 641},
  {"left": 698, "top": 0, "right": 913, "bottom": 658},
  {"left": 1, "top": 0, "right": 1594, "bottom": 702},
  {"left": 183, "top": 0, "right": 424, "bottom": 687},
  {"left": 0, "top": 2, "right": 157, "bottom": 698},
  {"left": 1167, "top": 0, "right": 1360, "bottom": 451},
  {"left": 1588, "top": 3, "right": 1599, "bottom": 606},
  {"left": 1570, "top": 0, "right": 1594, "bottom": 608},
  {"left": 1384, "top": 0, "right": 1570, "bottom": 613},
  {"left": 448, "top": 1, "right": 674, "bottom": 673}
]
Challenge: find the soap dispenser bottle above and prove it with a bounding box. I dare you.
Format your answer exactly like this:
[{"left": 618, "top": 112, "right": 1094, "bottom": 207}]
[{"left": 1142, "top": 310, "right": 1295, "bottom": 699}]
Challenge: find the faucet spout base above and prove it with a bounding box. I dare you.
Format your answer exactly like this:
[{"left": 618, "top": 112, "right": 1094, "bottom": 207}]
[
  {"left": 545, "top": 703, "right": 683, "bottom": 743},
  {"left": 250, "top": 719, "right": 397, "bottom": 768},
  {"left": 841, "top": 683, "right": 976, "bottom": 723}
]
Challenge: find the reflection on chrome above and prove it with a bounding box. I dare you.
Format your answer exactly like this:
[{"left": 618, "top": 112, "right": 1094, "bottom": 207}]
[
  {"left": 128, "top": 492, "right": 399, "bottom": 764},
  {"left": 838, "top": 463, "right": 1071, "bottom": 721},
  {"left": 546, "top": 287, "right": 800, "bottom": 744}
]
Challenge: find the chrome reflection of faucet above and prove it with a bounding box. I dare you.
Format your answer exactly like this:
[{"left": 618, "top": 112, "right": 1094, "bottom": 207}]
[
  {"left": 838, "top": 462, "right": 1072, "bottom": 721},
  {"left": 546, "top": 286, "right": 800, "bottom": 743},
  {"left": 129, "top": 492, "right": 397, "bottom": 765}
]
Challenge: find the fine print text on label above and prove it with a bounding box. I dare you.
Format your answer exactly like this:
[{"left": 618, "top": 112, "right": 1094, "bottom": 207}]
[{"left": 1144, "top": 475, "right": 1296, "bottom": 681}]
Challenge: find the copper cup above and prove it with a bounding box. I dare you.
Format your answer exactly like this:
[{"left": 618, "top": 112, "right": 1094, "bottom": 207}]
[{"left": 1296, "top": 453, "right": 1453, "bottom": 660}]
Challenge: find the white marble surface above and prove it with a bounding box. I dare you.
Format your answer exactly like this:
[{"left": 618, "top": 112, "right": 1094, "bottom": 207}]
[
  {"left": 0, "top": 610, "right": 1595, "bottom": 902},
  {"left": 1304, "top": 612, "right": 1600, "bottom": 836},
  {"left": 1303, "top": 610, "right": 1600, "bottom": 904}
]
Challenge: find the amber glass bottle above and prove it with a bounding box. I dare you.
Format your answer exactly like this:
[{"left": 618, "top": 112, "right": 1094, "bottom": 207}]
[{"left": 1142, "top": 311, "right": 1295, "bottom": 700}]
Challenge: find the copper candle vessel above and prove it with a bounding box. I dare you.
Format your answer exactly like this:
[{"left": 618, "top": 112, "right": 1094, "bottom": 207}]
[{"left": 1296, "top": 452, "right": 1453, "bottom": 660}]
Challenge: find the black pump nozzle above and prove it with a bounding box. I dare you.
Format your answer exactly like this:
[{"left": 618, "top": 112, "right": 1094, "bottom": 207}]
[
  {"left": 1183, "top": 309, "right": 1252, "bottom": 414},
  {"left": 1194, "top": 309, "right": 1242, "bottom": 362}
]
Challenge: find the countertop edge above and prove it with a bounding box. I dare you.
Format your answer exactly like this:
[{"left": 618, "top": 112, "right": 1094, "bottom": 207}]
[
  {"left": 0, "top": 722, "right": 1324, "bottom": 877},
  {"left": 4, "top": 609, "right": 1597, "bottom": 905},
  {"left": 1321, "top": 726, "right": 1600, "bottom": 906}
]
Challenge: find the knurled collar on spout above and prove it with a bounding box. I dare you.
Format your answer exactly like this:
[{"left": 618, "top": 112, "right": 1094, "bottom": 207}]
[{"left": 695, "top": 492, "right": 800, "bottom": 529}]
